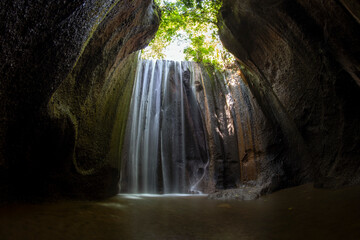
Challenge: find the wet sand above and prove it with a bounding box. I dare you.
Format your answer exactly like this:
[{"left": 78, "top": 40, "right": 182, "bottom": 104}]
[{"left": 0, "top": 184, "right": 360, "bottom": 240}]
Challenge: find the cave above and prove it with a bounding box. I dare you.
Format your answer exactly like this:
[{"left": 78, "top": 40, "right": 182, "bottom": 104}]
[{"left": 0, "top": 0, "right": 360, "bottom": 239}]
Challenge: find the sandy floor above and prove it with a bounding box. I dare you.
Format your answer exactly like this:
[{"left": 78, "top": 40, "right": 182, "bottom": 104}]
[{"left": 0, "top": 184, "right": 360, "bottom": 240}]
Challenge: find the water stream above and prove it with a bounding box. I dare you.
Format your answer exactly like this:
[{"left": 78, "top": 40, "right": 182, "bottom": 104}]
[{"left": 121, "top": 60, "right": 209, "bottom": 194}]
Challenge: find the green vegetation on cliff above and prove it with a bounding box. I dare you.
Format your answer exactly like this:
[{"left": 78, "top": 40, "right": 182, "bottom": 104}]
[{"left": 143, "top": 0, "right": 235, "bottom": 69}]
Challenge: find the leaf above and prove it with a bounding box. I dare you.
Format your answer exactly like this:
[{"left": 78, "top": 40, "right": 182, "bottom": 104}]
[{"left": 144, "top": 0, "right": 236, "bottom": 70}]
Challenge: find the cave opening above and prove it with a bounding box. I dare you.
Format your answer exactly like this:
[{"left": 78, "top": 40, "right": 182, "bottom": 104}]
[{"left": 142, "top": 0, "right": 234, "bottom": 66}]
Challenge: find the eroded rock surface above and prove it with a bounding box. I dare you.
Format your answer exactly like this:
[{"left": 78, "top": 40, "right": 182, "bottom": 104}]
[
  {"left": 218, "top": 0, "right": 360, "bottom": 191},
  {"left": 192, "top": 66, "right": 286, "bottom": 194},
  {"left": 0, "top": 0, "right": 160, "bottom": 201}
]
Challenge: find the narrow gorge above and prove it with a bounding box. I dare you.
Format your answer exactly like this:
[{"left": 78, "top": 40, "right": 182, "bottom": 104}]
[{"left": 0, "top": 0, "right": 359, "bottom": 239}]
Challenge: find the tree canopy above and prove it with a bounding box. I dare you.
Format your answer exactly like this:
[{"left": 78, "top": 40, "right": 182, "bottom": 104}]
[{"left": 142, "top": 0, "right": 235, "bottom": 70}]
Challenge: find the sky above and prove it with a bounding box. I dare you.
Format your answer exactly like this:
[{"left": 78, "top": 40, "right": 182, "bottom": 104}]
[
  {"left": 162, "top": 32, "right": 192, "bottom": 61},
  {"left": 156, "top": 0, "right": 188, "bottom": 61},
  {"left": 163, "top": 41, "right": 186, "bottom": 61}
]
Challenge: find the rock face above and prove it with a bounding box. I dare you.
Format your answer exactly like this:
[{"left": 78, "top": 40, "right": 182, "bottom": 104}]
[
  {"left": 218, "top": 0, "right": 360, "bottom": 191},
  {"left": 0, "top": 0, "right": 160, "bottom": 201},
  {"left": 193, "top": 65, "right": 283, "bottom": 194}
]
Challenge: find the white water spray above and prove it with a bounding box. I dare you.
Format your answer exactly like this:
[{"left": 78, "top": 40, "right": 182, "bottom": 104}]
[{"left": 123, "top": 60, "right": 209, "bottom": 194}]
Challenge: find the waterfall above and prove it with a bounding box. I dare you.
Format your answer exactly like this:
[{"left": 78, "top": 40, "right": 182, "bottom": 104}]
[{"left": 122, "top": 60, "right": 209, "bottom": 194}]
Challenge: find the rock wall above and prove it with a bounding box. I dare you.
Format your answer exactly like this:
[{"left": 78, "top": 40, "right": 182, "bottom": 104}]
[
  {"left": 193, "top": 65, "right": 286, "bottom": 194},
  {"left": 218, "top": 0, "right": 360, "bottom": 190},
  {"left": 0, "top": 0, "right": 160, "bottom": 201},
  {"left": 192, "top": 65, "right": 242, "bottom": 192}
]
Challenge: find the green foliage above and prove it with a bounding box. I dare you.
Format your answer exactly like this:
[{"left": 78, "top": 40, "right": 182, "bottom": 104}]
[{"left": 143, "top": 0, "right": 235, "bottom": 70}]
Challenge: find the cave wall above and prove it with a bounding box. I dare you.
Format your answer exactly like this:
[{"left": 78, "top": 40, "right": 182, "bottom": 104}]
[
  {"left": 191, "top": 65, "right": 241, "bottom": 192},
  {"left": 193, "top": 65, "right": 287, "bottom": 194},
  {"left": 0, "top": 0, "right": 160, "bottom": 201},
  {"left": 218, "top": 0, "right": 360, "bottom": 190}
]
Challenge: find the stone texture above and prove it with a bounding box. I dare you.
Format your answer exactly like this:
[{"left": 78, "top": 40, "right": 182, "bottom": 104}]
[
  {"left": 0, "top": 0, "right": 160, "bottom": 201},
  {"left": 218, "top": 0, "right": 360, "bottom": 191},
  {"left": 191, "top": 65, "right": 241, "bottom": 192},
  {"left": 193, "top": 65, "right": 286, "bottom": 194},
  {"left": 208, "top": 185, "right": 261, "bottom": 200}
]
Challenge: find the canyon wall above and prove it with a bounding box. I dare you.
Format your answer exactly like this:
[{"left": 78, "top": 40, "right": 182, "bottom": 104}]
[
  {"left": 193, "top": 65, "right": 287, "bottom": 195},
  {"left": 0, "top": 0, "right": 160, "bottom": 201},
  {"left": 218, "top": 0, "right": 360, "bottom": 190}
]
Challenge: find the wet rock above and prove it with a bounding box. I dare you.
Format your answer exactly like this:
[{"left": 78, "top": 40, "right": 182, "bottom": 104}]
[
  {"left": 208, "top": 185, "right": 262, "bottom": 201},
  {"left": 192, "top": 65, "right": 284, "bottom": 195},
  {"left": 0, "top": 0, "right": 160, "bottom": 201},
  {"left": 218, "top": 0, "right": 360, "bottom": 191},
  {"left": 191, "top": 65, "right": 241, "bottom": 192}
]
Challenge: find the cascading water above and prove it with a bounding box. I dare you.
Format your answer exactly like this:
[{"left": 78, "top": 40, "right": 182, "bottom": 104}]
[{"left": 121, "top": 60, "right": 209, "bottom": 194}]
